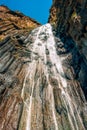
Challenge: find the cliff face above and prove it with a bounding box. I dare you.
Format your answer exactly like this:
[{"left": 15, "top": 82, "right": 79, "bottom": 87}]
[
  {"left": 0, "top": 6, "right": 40, "bottom": 40},
  {"left": 49, "top": 0, "right": 87, "bottom": 100},
  {"left": 0, "top": 3, "right": 87, "bottom": 130},
  {"left": 49, "top": 0, "right": 87, "bottom": 59},
  {"left": 0, "top": 22, "right": 87, "bottom": 130}
]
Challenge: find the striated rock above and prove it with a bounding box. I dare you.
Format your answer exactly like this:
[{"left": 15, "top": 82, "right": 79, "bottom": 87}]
[
  {"left": 0, "top": 3, "right": 87, "bottom": 130},
  {"left": 49, "top": 0, "right": 87, "bottom": 59},
  {"left": 0, "top": 5, "right": 40, "bottom": 40},
  {"left": 49, "top": 0, "right": 87, "bottom": 101},
  {"left": 0, "top": 23, "right": 87, "bottom": 130}
]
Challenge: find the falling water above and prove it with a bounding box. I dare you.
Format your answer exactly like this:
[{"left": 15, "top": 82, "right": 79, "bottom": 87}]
[
  {"left": 26, "top": 27, "right": 43, "bottom": 130},
  {"left": 48, "top": 84, "right": 59, "bottom": 130},
  {"left": 20, "top": 23, "right": 87, "bottom": 130},
  {"left": 26, "top": 68, "right": 35, "bottom": 130},
  {"left": 47, "top": 24, "right": 85, "bottom": 130}
]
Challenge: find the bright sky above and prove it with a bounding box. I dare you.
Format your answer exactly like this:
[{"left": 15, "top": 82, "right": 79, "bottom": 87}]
[{"left": 0, "top": 0, "right": 52, "bottom": 24}]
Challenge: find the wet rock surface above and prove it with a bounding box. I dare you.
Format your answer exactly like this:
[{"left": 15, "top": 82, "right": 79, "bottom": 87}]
[
  {"left": 0, "top": 23, "right": 87, "bottom": 130},
  {"left": 0, "top": 2, "right": 87, "bottom": 130}
]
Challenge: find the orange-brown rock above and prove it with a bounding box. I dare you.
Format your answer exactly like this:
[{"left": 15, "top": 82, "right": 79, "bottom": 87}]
[
  {"left": 0, "top": 3, "right": 87, "bottom": 130},
  {"left": 0, "top": 5, "right": 40, "bottom": 40},
  {"left": 0, "top": 7, "right": 41, "bottom": 129}
]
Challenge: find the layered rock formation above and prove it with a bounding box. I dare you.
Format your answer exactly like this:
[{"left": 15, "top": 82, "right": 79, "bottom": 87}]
[
  {"left": 49, "top": 0, "right": 87, "bottom": 59},
  {"left": 49, "top": 0, "right": 87, "bottom": 100},
  {"left": 0, "top": 2, "right": 87, "bottom": 130},
  {"left": 0, "top": 5, "right": 40, "bottom": 40}
]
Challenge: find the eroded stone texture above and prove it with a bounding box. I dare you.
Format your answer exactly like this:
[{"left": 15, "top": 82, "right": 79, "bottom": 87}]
[
  {"left": 0, "top": 23, "right": 87, "bottom": 130},
  {"left": 49, "top": 0, "right": 87, "bottom": 101},
  {"left": 49, "top": 0, "right": 87, "bottom": 59},
  {"left": 0, "top": 3, "right": 87, "bottom": 130},
  {"left": 0, "top": 5, "right": 40, "bottom": 40}
]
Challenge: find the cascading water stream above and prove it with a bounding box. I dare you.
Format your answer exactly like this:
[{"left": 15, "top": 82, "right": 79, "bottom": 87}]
[
  {"left": 21, "top": 28, "right": 42, "bottom": 130},
  {"left": 48, "top": 84, "right": 59, "bottom": 130},
  {"left": 47, "top": 25, "right": 85, "bottom": 130},
  {"left": 19, "top": 23, "right": 87, "bottom": 130},
  {"left": 26, "top": 67, "right": 35, "bottom": 130},
  {"left": 45, "top": 24, "right": 85, "bottom": 130},
  {"left": 0, "top": 4, "right": 87, "bottom": 129}
]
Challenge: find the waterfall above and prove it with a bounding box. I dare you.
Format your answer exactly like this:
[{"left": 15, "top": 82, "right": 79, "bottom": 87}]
[
  {"left": 48, "top": 84, "right": 58, "bottom": 130},
  {"left": 0, "top": 4, "right": 87, "bottom": 130},
  {"left": 19, "top": 23, "right": 87, "bottom": 130}
]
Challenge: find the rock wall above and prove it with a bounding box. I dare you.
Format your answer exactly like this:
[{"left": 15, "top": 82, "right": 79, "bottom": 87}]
[
  {"left": 0, "top": 6, "right": 40, "bottom": 40},
  {"left": 0, "top": 23, "right": 87, "bottom": 130},
  {"left": 49, "top": 0, "right": 87, "bottom": 59},
  {"left": 49, "top": 0, "right": 87, "bottom": 100},
  {"left": 0, "top": 3, "right": 87, "bottom": 130}
]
